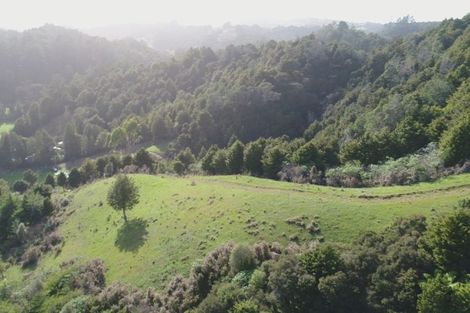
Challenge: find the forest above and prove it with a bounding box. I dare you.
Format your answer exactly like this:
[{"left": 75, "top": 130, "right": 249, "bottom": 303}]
[{"left": 0, "top": 15, "right": 469, "bottom": 187}]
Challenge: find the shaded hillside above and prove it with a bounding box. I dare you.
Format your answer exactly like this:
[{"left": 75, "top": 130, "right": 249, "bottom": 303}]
[{"left": 0, "top": 15, "right": 469, "bottom": 174}]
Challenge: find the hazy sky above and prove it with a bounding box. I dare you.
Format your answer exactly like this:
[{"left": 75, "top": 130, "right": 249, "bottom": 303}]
[{"left": 1, "top": 0, "right": 469, "bottom": 30}]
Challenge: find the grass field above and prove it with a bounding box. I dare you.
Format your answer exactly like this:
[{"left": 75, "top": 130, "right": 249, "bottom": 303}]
[
  {"left": 0, "top": 123, "right": 13, "bottom": 134},
  {"left": 17, "top": 173, "right": 467, "bottom": 290}
]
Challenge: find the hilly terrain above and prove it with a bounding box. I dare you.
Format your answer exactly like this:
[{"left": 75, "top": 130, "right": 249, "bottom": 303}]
[
  {"left": 5, "top": 173, "right": 469, "bottom": 291},
  {"left": 1, "top": 15, "right": 469, "bottom": 175},
  {"left": 0, "top": 12, "right": 469, "bottom": 313}
]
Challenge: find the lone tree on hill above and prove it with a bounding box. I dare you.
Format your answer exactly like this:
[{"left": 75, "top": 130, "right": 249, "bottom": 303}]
[{"left": 107, "top": 174, "right": 140, "bottom": 223}]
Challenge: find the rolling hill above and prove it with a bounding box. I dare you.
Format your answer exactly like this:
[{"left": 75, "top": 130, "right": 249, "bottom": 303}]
[{"left": 11, "top": 173, "right": 470, "bottom": 290}]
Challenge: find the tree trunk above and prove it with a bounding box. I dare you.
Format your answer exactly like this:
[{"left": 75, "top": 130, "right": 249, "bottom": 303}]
[{"left": 123, "top": 208, "right": 128, "bottom": 223}]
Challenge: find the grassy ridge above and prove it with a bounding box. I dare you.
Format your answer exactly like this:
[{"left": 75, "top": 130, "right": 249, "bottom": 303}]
[{"left": 27, "top": 174, "right": 470, "bottom": 289}]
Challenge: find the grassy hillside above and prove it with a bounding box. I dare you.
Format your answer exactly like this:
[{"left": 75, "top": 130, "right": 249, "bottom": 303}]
[{"left": 23, "top": 174, "right": 470, "bottom": 289}]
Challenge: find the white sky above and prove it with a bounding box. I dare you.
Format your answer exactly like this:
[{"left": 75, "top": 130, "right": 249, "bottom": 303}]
[{"left": 1, "top": 0, "right": 469, "bottom": 30}]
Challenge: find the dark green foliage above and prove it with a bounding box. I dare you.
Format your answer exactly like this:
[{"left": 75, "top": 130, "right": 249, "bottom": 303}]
[
  {"left": 12, "top": 180, "right": 29, "bottom": 193},
  {"left": 23, "top": 169, "right": 38, "bottom": 185},
  {"left": 231, "top": 300, "right": 258, "bottom": 313},
  {"left": 195, "top": 283, "right": 245, "bottom": 313},
  {"left": 367, "top": 216, "right": 429, "bottom": 313},
  {"left": 262, "top": 146, "right": 286, "bottom": 179},
  {"left": 420, "top": 209, "right": 470, "bottom": 277},
  {"left": 0, "top": 17, "right": 468, "bottom": 176},
  {"left": 0, "top": 134, "right": 13, "bottom": 168},
  {"left": 243, "top": 139, "right": 265, "bottom": 176},
  {"left": 417, "top": 274, "right": 455, "bottom": 313},
  {"left": 0, "top": 196, "right": 16, "bottom": 241},
  {"left": 134, "top": 148, "right": 154, "bottom": 170},
  {"left": 80, "top": 159, "right": 98, "bottom": 183},
  {"left": 211, "top": 150, "right": 228, "bottom": 175},
  {"left": 267, "top": 255, "right": 317, "bottom": 313},
  {"left": 57, "top": 172, "right": 67, "bottom": 188},
  {"left": 300, "top": 245, "right": 343, "bottom": 277},
  {"left": 229, "top": 245, "right": 256, "bottom": 274},
  {"left": 122, "top": 154, "right": 133, "bottom": 167},
  {"left": 226, "top": 140, "right": 245, "bottom": 174},
  {"left": 18, "top": 191, "right": 48, "bottom": 224},
  {"left": 107, "top": 175, "right": 140, "bottom": 223},
  {"left": 440, "top": 115, "right": 470, "bottom": 165},
  {"left": 44, "top": 174, "right": 55, "bottom": 187},
  {"left": 201, "top": 145, "right": 218, "bottom": 174},
  {"left": 68, "top": 168, "right": 82, "bottom": 189},
  {"left": 176, "top": 148, "right": 195, "bottom": 170},
  {"left": 291, "top": 141, "right": 321, "bottom": 166},
  {"left": 417, "top": 273, "right": 470, "bottom": 313},
  {"left": 172, "top": 160, "right": 186, "bottom": 175},
  {"left": 340, "top": 132, "right": 395, "bottom": 165},
  {"left": 64, "top": 124, "right": 82, "bottom": 161}
]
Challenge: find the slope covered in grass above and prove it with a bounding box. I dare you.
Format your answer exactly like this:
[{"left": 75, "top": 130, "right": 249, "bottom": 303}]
[{"left": 35, "top": 174, "right": 470, "bottom": 288}]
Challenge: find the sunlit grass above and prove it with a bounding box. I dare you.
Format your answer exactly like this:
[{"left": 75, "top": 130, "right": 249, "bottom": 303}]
[
  {"left": 29, "top": 173, "right": 470, "bottom": 289},
  {"left": 0, "top": 123, "right": 13, "bottom": 134}
]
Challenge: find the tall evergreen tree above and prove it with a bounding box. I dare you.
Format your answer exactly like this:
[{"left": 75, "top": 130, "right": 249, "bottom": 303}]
[{"left": 226, "top": 140, "right": 245, "bottom": 174}]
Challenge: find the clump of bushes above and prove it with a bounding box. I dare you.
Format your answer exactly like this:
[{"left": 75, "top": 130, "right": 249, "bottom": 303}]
[
  {"left": 21, "top": 246, "right": 41, "bottom": 268},
  {"left": 229, "top": 245, "right": 256, "bottom": 274},
  {"left": 325, "top": 144, "right": 444, "bottom": 187}
]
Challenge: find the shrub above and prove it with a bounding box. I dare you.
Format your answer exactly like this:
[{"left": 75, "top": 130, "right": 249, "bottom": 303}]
[
  {"left": 325, "top": 162, "right": 364, "bottom": 187},
  {"left": 458, "top": 198, "right": 470, "bottom": 209},
  {"left": 440, "top": 115, "right": 470, "bottom": 166},
  {"left": 262, "top": 146, "right": 287, "bottom": 179},
  {"left": 73, "top": 259, "right": 106, "bottom": 294},
  {"left": 278, "top": 164, "right": 309, "bottom": 183},
  {"left": 420, "top": 209, "right": 470, "bottom": 277},
  {"left": 172, "top": 160, "right": 186, "bottom": 175},
  {"left": 23, "top": 169, "right": 38, "bottom": 185},
  {"left": 44, "top": 174, "right": 55, "bottom": 187},
  {"left": 226, "top": 140, "right": 245, "bottom": 174},
  {"left": 248, "top": 269, "right": 267, "bottom": 291},
  {"left": 325, "top": 144, "right": 443, "bottom": 187},
  {"left": 231, "top": 299, "right": 259, "bottom": 313},
  {"left": 68, "top": 168, "right": 82, "bottom": 188},
  {"left": 21, "top": 246, "right": 41, "bottom": 268},
  {"left": 60, "top": 296, "right": 91, "bottom": 313},
  {"left": 56, "top": 172, "right": 67, "bottom": 188},
  {"left": 300, "top": 245, "right": 343, "bottom": 277},
  {"left": 229, "top": 245, "right": 256, "bottom": 274},
  {"left": 12, "top": 180, "right": 29, "bottom": 193},
  {"left": 97, "top": 281, "right": 145, "bottom": 311}
]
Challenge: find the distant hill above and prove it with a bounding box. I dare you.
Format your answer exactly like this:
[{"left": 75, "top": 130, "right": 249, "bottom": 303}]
[
  {"left": 0, "top": 24, "right": 159, "bottom": 105},
  {"left": 83, "top": 18, "right": 440, "bottom": 52}
]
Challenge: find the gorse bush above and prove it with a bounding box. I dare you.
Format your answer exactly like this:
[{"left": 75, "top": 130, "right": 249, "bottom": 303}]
[
  {"left": 325, "top": 143, "right": 444, "bottom": 187},
  {"left": 230, "top": 245, "right": 257, "bottom": 274}
]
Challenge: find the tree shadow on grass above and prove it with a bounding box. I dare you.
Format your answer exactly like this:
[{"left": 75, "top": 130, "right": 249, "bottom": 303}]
[{"left": 115, "top": 218, "right": 148, "bottom": 252}]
